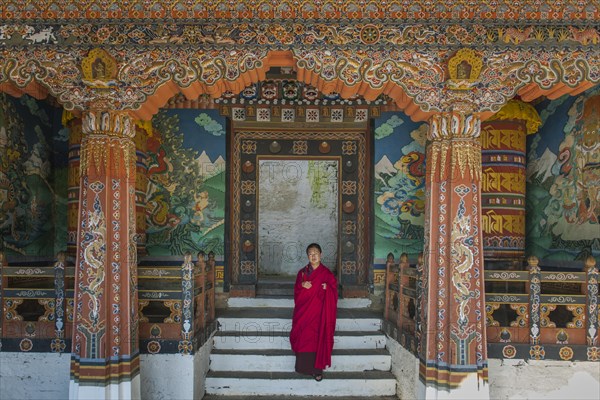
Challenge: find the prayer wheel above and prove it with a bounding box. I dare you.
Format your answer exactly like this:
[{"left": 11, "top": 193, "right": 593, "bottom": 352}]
[
  {"left": 133, "top": 120, "right": 150, "bottom": 257},
  {"left": 65, "top": 112, "right": 81, "bottom": 257},
  {"left": 481, "top": 100, "right": 541, "bottom": 260}
]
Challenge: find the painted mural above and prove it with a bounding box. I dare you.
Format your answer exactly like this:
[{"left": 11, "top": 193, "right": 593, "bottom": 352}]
[
  {"left": 0, "top": 94, "right": 67, "bottom": 256},
  {"left": 527, "top": 87, "right": 600, "bottom": 261},
  {"left": 145, "top": 109, "right": 226, "bottom": 256},
  {"left": 373, "top": 112, "right": 427, "bottom": 261}
]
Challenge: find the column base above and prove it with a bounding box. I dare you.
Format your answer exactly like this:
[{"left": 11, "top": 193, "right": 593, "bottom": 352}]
[
  {"left": 417, "top": 370, "right": 489, "bottom": 400},
  {"left": 69, "top": 374, "right": 140, "bottom": 400}
]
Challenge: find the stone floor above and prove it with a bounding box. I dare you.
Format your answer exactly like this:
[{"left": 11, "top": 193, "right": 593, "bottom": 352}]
[{"left": 203, "top": 396, "right": 399, "bottom": 400}]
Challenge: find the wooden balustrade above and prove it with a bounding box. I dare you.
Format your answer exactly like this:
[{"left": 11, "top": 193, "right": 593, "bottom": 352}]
[
  {"left": 382, "top": 252, "right": 421, "bottom": 352},
  {"left": 0, "top": 252, "right": 74, "bottom": 352},
  {"left": 383, "top": 253, "right": 600, "bottom": 361},
  {"left": 0, "top": 251, "right": 216, "bottom": 355}
]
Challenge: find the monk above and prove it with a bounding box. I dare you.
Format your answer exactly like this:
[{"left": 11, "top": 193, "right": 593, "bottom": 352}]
[{"left": 290, "top": 243, "right": 338, "bottom": 381}]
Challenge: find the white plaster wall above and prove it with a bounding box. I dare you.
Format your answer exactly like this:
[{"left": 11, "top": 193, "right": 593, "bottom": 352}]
[
  {"left": 0, "top": 352, "right": 70, "bottom": 400},
  {"left": 141, "top": 353, "right": 194, "bottom": 400},
  {"left": 194, "top": 338, "right": 213, "bottom": 400},
  {"left": 140, "top": 337, "right": 213, "bottom": 400},
  {"left": 488, "top": 358, "right": 600, "bottom": 400},
  {"left": 387, "top": 336, "right": 419, "bottom": 400},
  {"left": 417, "top": 372, "right": 490, "bottom": 400}
]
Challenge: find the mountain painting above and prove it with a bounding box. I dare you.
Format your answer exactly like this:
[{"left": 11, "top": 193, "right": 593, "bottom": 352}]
[
  {"left": 373, "top": 112, "right": 427, "bottom": 260},
  {"left": 145, "top": 109, "right": 226, "bottom": 256}
]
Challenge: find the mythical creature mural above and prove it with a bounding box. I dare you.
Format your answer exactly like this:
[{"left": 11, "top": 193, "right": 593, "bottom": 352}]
[
  {"left": 374, "top": 112, "right": 427, "bottom": 260},
  {"left": 527, "top": 87, "right": 600, "bottom": 261},
  {"left": 0, "top": 94, "right": 67, "bottom": 256},
  {"left": 145, "top": 109, "right": 226, "bottom": 256}
]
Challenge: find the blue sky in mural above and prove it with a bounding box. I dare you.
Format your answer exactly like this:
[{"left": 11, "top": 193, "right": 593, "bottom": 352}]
[
  {"left": 374, "top": 112, "right": 424, "bottom": 162},
  {"left": 530, "top": 96, "right": 576, "bottom": 158},
  {"left": 174, "top": 109, "right": 226, "bottom": 160}
]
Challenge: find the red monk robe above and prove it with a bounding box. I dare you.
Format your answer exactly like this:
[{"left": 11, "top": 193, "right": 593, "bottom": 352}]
[{"left": 290, "top": 262, "right": 338, "bottom": 377}]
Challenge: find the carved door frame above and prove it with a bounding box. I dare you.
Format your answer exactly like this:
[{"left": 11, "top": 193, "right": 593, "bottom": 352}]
[{"left": 228, "top": 123, "right": 372, "bottom": 298}]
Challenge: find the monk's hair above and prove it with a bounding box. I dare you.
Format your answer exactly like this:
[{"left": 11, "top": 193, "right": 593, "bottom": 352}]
[{"left": 306, "top": 243, "right": 322, "bottom": 254}]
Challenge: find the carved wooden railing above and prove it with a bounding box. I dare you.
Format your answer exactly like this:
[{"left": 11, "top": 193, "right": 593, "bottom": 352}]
[
  {"left": 383, "top": 252, "right": 422, "bottom": 352},
  {"left": 136, "top": 251, "right": 217, "bottom": 355},
  {"left": 0, "top": 252, "right": 73, "bottom": 352},
  {"left": 0, "top": 251, "right": 216, "bottom": 355},
  {"left": 484, "top": 256, "right": 598, "bottom": 361},
  {"left": 383, "top": 253, "right": 599, "bottom": 361}
]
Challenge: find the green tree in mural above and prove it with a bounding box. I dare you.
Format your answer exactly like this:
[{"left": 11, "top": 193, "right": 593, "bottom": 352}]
[
  {"left": 0, "top": 94, "right": 65, "bottom": 256},
  {"left": 146, "top": 111, "right": 224, "bottom": 256}
]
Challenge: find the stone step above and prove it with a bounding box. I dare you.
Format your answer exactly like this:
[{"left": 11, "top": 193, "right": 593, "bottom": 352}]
[
  {"left": 213, "top": 330, "right": 386, "bottom": 350},
  {"left": 256, "top": 283, "right": 295, "bottom": 297},
  {"left": 227, "top": 297, "right": 372, "bottom": 309},
  {"left": 210, "top": 348, "right": 391, "bottom": 372},
  {"left": 217, "top": 308, "right": 382, "bottom": 333},
  {"left": 205, "top": 371, "right": 397, "bottom": 397},
  {"left": 203, "top": 396, "right": 398, "bottom": 400}
]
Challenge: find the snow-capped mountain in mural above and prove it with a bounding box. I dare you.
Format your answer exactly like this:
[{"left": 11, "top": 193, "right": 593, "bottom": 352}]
[
  {"left": 196, "top": 150, "right": 226, "bottom": 178},
  {"left": 374, "top": 155, "right": 397, "bottom": 183},
  {"left": 527, "top": 147, "right": 557, "bottom": 184}
]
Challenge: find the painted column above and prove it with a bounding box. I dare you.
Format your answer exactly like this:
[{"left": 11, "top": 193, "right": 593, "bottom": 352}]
[
  {"left": 66, "top": 113, "right": 83, "bottom": 257},
  {"left": 585, "top": 256, "right": 598, "bottom": 353},
  {"left": 419, "top": 111, "right": 489, "bottom": 399},
  {"left": 52, "top": 252, "right": 67, "bottom": 353},
  {"left": 527, "top": 256, "right": 542, "bottom": 358},
  {"left": 69, "top": 110, "right": 140, "bottom": 400},
  {"left": 480, "top": 100, "right": 541, "bottom": 260}
]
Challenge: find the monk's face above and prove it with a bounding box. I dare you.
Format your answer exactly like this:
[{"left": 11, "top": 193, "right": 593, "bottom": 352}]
[{"left": 307, "top": 247, "right": 321, "bottom": 267}]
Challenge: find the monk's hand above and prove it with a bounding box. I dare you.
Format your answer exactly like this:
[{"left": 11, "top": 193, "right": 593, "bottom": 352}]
[
  {"left": 322, "top": 283, "right": 326, "bottom": 290},
  {"left": 302, "top": 281, "right": 312, "bottom": 289}
]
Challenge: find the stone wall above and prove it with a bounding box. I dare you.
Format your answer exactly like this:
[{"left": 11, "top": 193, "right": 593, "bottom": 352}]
[
  {"left": 387, "top": 335, "right": 600, "bottom": 400},
  {"left": 488, "top": 358, "right": 600, "bottom": 400},
  {"left": 0, "top": 336, "right": 214, "bottom": 400},
  {"left": 0, "top": 352, "right": 70, "bottom": 400}
]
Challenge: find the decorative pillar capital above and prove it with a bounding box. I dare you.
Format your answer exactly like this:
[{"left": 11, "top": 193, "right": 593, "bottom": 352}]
[
  {"left": 428, "top": 111, "right": 481, "bottom": 141},
  {"left": 82, "top": 110, "right": 136, "bottom": 139},
  {"left": 527, "top": 256, "right": 541, "bottom": 273},
  {"left": 585, "top": 256, "right": 598, "bottom": 274},
  {"left": 79, "top": 110, "right": 137, "bottom": 180},
  {"left": 427, "top": 112, "right": 482, "bottom": 181}
]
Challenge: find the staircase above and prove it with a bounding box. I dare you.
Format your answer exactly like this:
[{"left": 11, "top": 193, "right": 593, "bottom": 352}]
[{"left": 204, "top": 296, "right": 397, "bottom": 399}]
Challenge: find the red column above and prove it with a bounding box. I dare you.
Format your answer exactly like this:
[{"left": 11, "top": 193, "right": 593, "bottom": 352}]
[
  {"left": 480, "top": 100, "right": 541, "bottom": 261},
  {"left": 69, "top": 110, "right": 140, "bottom": 399},
  {"left": 419, "top": 111, "right": 489, "bottom": 398}
]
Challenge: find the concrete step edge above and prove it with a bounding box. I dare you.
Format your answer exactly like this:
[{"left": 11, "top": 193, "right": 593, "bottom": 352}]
[
  {"left": 206, "top": 370, "right": 395, "bottom": 379},
  {"left": 210, "top": 348, "right": 390, "bottom": 355}
]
